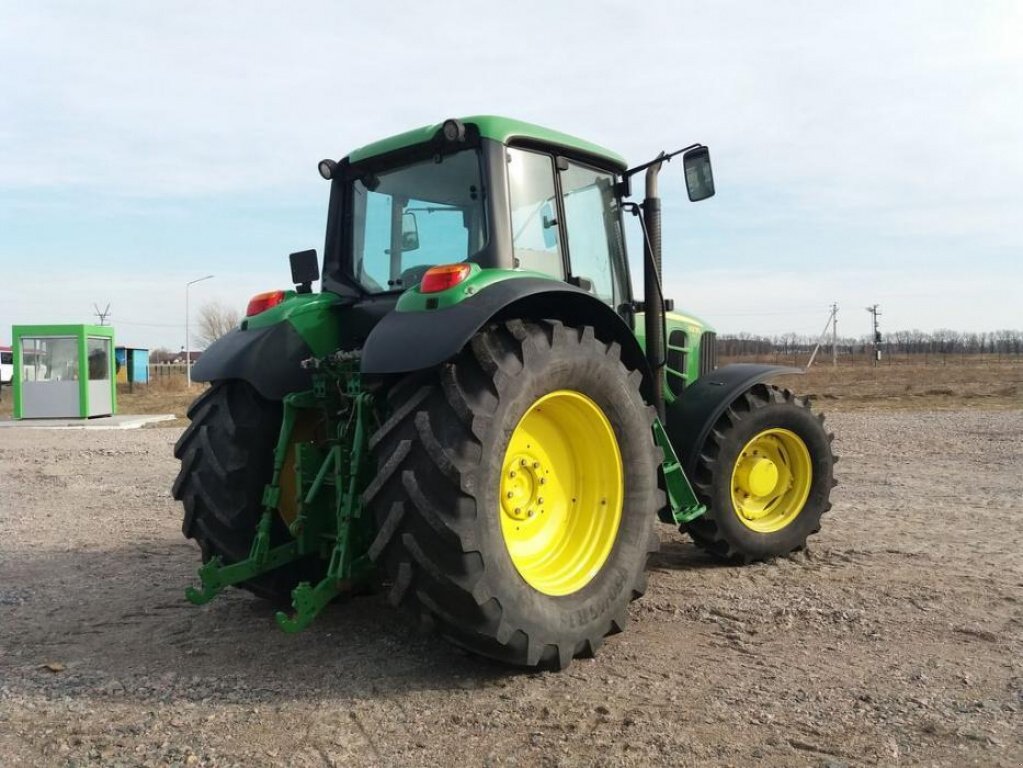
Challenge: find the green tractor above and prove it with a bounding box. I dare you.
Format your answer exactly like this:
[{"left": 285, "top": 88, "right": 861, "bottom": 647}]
[{"left": 173, "top": 116, "right": 836, "bottom": 670}]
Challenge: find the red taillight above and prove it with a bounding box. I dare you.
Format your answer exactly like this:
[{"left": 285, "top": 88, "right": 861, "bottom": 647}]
[
  {"left": 420, "top": 263, "right": 472, "bottom": 293},
  {"left": 246, "top": 290, "right": 286, "bottom": 317}
]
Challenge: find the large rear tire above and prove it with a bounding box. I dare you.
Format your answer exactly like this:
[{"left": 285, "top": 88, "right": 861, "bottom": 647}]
[
  {"left": 364, "top": 320, "right": 662, "bottom": 670},
  {"left": 683, "top": 383, "right": 836, "bottom": 562},
  {"left": 172, "top": 380, "right": 323, "bottom": 601}
]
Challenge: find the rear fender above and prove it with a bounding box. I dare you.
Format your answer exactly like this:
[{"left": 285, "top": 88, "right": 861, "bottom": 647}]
[
  {"left": 664, "top": 364, "right": 803, "bottom": 474},
  {"left": 190, "top": 323, "right": 315, "bottom": 400},
  {"left": 359, "top": 277, "right": 655, "bottom": 401},
  {"left": 191, "top": 293, "right": 345, "bottom": 400}
]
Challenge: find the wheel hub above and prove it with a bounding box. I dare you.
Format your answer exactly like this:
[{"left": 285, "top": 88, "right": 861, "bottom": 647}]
[
  {"left": 735, "top": 455, "right": 780, "bottom": 499},
  {"left": 501, "top": 455, "right": 547, "bottom": 521},
  {"left": 730, "top": 428, "right": 813, "bottom": 532}
]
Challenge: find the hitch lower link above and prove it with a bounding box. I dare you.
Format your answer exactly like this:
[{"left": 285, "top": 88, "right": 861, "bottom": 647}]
[
  {"left": 185, "top": 353, "right": 376, "bottom": 632},
  {"left": 652, "top": 418, "right": 706, "bottom": 525}
]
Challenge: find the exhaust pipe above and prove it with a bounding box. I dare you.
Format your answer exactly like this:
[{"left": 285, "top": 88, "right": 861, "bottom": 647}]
[
  {"left": 643, "top": 161, "right": 665, "bottom": 420},
  {"left": 626, "top": 142, "right": 711, "bottom": 420}
]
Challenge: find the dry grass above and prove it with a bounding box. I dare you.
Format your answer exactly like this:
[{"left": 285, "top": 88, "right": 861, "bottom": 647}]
[
  {"left": 765, "top": 358, "right": 1023, "bottom": 411},
  {"left": 117, "top": 375, "right": 199, "bottom": 427},
  {"left": 2, "top": 359, "right": 1019, "bottom": 426},
  {"left": 102, "top": 360, "right": 1023, "bottom": 417}
]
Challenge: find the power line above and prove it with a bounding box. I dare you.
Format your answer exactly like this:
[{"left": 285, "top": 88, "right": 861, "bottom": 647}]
[
  {"left": 116, "top": 319, "right": 185, "bottom": 328},
  {"left": 698, "top": 308, "right": 829, "bottom": 317}
]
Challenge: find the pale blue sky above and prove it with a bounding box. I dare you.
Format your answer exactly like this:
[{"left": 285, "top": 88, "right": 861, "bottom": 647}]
[{"left": 1, "top": 2, "right": 1020, "bottom": 349}]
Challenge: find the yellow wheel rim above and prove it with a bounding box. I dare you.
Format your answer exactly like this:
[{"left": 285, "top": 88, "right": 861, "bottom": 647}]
[
  {"left": 499, "top": 390, "right": 623, "bottom": 596},
  {"left": 731, "top": 428, "right": 812, "bottom": 533}
]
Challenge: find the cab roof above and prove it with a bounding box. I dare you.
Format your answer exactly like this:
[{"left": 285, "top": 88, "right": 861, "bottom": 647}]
[{"left": 346, "top": 115, "right": 627, "bottom": 171}]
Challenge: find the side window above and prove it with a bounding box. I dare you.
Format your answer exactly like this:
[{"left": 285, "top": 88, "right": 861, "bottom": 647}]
[
  {"left": 507, "top": 148, "right": 564, "bottom": 279},
  {"left": 354, "top": 186, "right": 393, "bottom": 290},
  {"left": 561, "top": 162, "right": 623, "bottom": 305}
]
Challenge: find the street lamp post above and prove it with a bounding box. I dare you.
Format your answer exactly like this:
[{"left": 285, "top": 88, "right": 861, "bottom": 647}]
[{"left": 186, "top": 275, "right": 215, "bottom": 387}]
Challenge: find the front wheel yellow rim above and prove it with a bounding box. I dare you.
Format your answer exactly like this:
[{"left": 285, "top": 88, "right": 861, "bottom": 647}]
[
  {"left": 499, "top": 390, "right": 623, "bottom": 597},
  {"left": 731, "top": 428, "right": 812, "bottom": 533}
]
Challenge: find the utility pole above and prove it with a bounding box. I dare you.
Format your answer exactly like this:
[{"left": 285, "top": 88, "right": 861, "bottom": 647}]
[
  {"left": 831, "top": 302, "right": 838, "bottom": 367},
  {"left": 93, "top": 303, "right": 111, "bottom": 326},
  {"left": 806, "top": 304, "right": 838, "bottom": 369},
  {"left": 185, "top": 275, "right": 215, "bottom": 387},
  {"left": 866, "top": 304, "right": 881, "bottom": 366}
]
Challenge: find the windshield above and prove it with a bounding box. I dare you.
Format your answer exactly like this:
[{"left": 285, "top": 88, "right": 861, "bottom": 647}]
[{"left": 351, "top": 149, "right": 487, "bottom": 293}]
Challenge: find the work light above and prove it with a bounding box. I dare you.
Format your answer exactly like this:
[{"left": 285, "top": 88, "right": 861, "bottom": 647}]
[{"left": 317, "top": 159, "right": 337, "bottom": 180}]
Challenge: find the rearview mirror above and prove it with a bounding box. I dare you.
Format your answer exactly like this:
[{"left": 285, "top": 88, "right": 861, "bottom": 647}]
[
  {"left": 682, "top": 146, "right": 715, "bottom": 202},
  {"left": 401, "top": 212, "right": 420, "bottom": 252},
  {"left": 289, "top": 249, "right": 319, "bottom": 293},
  {"left": 541, "top": 202, "right": 558, "bottom": 249}
]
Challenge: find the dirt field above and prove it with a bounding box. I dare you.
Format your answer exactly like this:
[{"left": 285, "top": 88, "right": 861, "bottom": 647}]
[{"left": 1, "top": 398, "right": 1021, "bottom": 766}]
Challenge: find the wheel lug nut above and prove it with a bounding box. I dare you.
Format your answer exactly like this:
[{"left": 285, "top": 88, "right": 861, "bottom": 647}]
[
  {"left": 537, "top": 497, "right": 544, "bottom": 504},
  {"left": 514, "top": 507, "right": 521, "bottom": 515},
  {"left": 520, "top": 459, "right": 527, "bottom": 467},
  {"left": 533, "top": 461, "right": 540, "bottom": 469},
  {"left": 539, "top": 478, "right": 546, "bottom": 485},
  {"left": 507, "top": 491, "right": 514, "bottom": 498},
  {"left": 527, "top": 510, "right": 534, "bottom": 517},
  {"left": 509, "top": 471, "right": 516, "bottom": 478}
]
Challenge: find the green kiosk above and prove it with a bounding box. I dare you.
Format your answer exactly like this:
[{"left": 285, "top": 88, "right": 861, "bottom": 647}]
[{"left": 12, "top": 325, "right": 117, "bottom": 419}]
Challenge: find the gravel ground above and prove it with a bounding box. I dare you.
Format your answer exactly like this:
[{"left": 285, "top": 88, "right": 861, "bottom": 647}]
[{"left": 1, "top": 409, "right": 1021, "bottom": 767}]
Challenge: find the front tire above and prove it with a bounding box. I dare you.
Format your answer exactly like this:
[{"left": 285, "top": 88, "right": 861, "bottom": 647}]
[
  {"left": 364, "top": 320, "right": 662, "bottom": 670},
  {"left": 683, "top": 383, "right": 836, "bottom": 562}
]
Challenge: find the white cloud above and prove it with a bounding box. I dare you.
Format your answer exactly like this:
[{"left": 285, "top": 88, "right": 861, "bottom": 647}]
[{"left": 0, "top": 1, "right": 1020, "bottom": 340}]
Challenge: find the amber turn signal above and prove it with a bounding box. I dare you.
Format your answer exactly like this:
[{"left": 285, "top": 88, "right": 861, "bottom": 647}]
[
  {"left": 420, "top": 263, "right": 472, "bottom": 294},
  {"left": 246, "top": 290, "right": 287, "bottom": 317}
]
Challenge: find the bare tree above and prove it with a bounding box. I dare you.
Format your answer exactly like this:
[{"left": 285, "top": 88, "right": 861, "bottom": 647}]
[
  {"left": 195, "top": 301, "right": 241, "bottom": 347},
  {"left": 149, "top": 347, "right": 176, "bottom": 364}
]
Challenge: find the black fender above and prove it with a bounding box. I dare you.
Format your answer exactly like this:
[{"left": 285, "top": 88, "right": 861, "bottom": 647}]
[
  {"left": 190, "top": 322, "right": 314, "bottom": 400},
  {"left": 664, "top": 364, "right": 803, "bottom": 474},
  {"left": 360, "top": 277, "right": 656, "bottom": 401}
]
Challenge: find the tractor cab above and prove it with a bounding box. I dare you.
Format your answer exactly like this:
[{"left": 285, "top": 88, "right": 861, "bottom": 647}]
[
  {"left": 314, "top": 116, "right": 717, "bottom": 403},
  {"left": 319, "top": 117, "right": 635, "bottom": 305}
]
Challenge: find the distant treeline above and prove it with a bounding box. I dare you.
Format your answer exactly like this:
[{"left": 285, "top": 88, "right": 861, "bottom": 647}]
[
  {"left": 719, "top": 330, "right": 1023, "bottom": 357},
  {"left": 147, "top": 332, "right": 1023, "bottom": 366}
]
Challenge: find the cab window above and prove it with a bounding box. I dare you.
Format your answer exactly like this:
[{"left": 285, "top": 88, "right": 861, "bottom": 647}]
[
  {"left": 351, "top": 149, "right": 486, "bottom": 292},
  {"left": 506, "top": 148, "right": 564, "bottom": 279},
  {"left": 560, "top": 161, "right": 625, "bottom": 306}
]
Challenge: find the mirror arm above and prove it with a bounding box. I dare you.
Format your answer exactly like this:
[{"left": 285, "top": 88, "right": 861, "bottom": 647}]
[{"left": 622, "top": 144, "right": 703, "bottom": 185}]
